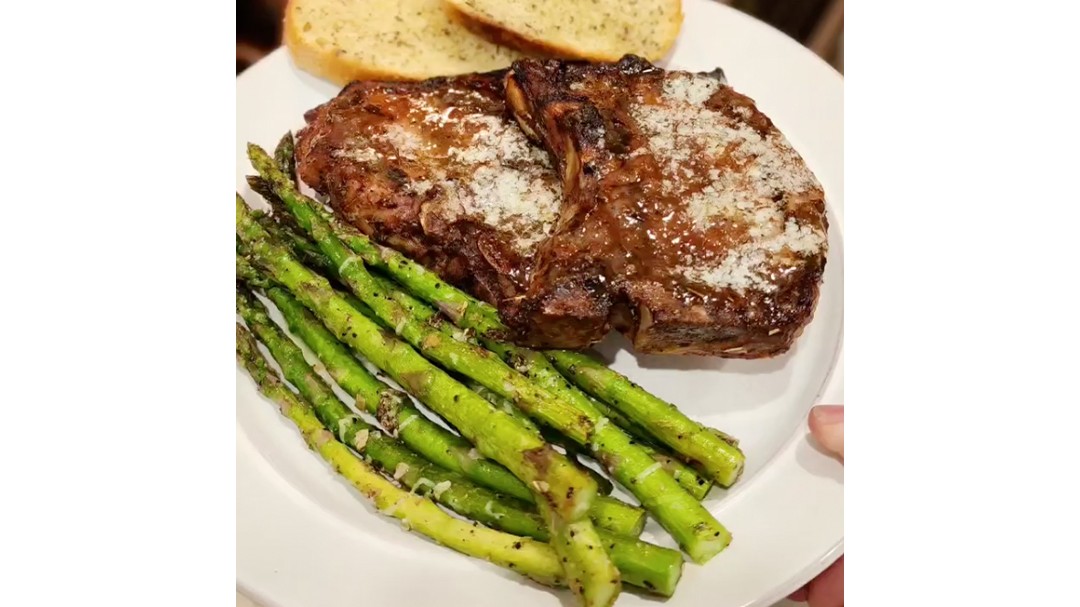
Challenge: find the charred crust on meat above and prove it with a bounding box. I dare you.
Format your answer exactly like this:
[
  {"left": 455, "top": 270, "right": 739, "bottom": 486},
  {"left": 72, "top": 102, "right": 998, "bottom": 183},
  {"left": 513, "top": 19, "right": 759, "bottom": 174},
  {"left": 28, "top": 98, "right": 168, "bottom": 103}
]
[
  {"left": 297, "top": 57, "right": 826, "bottom": 358},
  {"left": 386, "top": 167, "right": 409, "bottom": 186}
]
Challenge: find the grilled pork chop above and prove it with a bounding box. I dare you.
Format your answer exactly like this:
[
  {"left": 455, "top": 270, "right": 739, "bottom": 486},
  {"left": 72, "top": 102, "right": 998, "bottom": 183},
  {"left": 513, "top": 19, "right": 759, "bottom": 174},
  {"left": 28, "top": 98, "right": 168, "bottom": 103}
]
[
  {"left": 295, "top": 71, "right": 562, "bottom": 310},
  {"left": 295, "top": 57, "right": 828, "bottom": 357},
  {"left": 504, "top": 56, "right": 828, "bottom": 356}
]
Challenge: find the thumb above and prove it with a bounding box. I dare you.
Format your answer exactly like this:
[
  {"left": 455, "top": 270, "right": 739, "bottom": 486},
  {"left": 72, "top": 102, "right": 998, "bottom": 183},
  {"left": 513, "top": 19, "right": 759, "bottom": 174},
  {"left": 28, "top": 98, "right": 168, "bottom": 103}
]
[{"left": 809, "top": 405, "right": 843, "bottom": 461}]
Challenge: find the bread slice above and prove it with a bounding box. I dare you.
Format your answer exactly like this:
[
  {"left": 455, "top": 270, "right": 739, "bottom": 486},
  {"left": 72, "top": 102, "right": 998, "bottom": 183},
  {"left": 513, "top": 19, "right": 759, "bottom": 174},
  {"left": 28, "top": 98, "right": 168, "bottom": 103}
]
[
  {"left": 283, "top": 0, "right": 527, "bottom": 85},
  {"left": 443, "top": 0, "right": 682, "bottom": 62}
]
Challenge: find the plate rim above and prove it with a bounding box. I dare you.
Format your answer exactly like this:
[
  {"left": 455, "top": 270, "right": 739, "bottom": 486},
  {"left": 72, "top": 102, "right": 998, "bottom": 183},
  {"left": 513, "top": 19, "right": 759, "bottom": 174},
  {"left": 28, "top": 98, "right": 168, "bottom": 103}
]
[{"left": 236, "top": 2, "right": 844, "bottom": 604}]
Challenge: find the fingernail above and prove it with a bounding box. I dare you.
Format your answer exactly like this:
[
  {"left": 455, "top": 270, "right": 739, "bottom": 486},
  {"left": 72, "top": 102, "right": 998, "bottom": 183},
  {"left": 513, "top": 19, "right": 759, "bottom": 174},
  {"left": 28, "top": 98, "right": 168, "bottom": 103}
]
[
  {"left": 809, "top": 405, "right": 844, "bottom": 459},
  {"left": 811, "top": 404, "right": 843, "bottom": 425}
]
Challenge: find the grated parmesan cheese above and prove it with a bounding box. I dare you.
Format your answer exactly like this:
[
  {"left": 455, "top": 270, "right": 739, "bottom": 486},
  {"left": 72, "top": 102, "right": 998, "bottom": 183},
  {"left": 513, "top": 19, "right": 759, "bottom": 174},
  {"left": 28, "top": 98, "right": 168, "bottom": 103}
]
[
  {"left": 336, "top": 146, "right": 379, "bottom": 163},
  {"left": 628, "top": 72, "right": 827, "bottom": 295},
  {"left": 381, "top": 124, "right": 424, "bottom": 158},
  {"left": 633, "top": 72, "right": 820, "bottom": 230},
  {"left": 339, "top": 93, "right": 562, "bottom": 255},
  {"left": 679, "top": 219, "right": 826, "bottom": 293},
  {"left": 663, "top": 73, "right": 722, "bottom": 106},
  {"left": 633, "top": 462, "right": 663, "bottom": 484}
]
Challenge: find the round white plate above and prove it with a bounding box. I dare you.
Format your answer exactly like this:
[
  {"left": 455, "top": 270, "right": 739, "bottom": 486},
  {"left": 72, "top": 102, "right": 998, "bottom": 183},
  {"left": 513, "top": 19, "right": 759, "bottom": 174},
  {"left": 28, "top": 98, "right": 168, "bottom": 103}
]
[{"left": 236, "top": 2, "right": 844, "bottom": 605}]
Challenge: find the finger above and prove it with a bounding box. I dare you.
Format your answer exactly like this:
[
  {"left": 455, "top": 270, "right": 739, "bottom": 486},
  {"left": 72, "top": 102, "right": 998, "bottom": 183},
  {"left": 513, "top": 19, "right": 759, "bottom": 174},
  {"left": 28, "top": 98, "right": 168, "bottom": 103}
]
[
  {"left": 788, "top": 584, "right": 809, "bottom": 602},
  {"left": 809, "top": 404, "right": 844, "bottom": 460},
  {"left": 807, "top": 556, "right": 844, "bottom": 607}
]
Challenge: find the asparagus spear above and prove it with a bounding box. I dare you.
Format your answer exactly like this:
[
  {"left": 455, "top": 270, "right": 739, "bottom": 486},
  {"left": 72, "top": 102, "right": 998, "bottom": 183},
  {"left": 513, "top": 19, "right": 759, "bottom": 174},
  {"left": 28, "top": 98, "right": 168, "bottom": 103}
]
[
  {"left": 238, "top": 193, "right": 593, "bottom": 515},
  {"left": 237, "top": 194, "right": 619, "bottom": 606},
  {"left": 247, "top": 146, "right": 599, "bottom": 490},
  {"left": 466, "top": 377, "right": 618, "bottom": 495},
  {"left": 362, "top": 270, "right": 715, "bottom": 499},
  {"left": 582, "top": 394, "right": 713, "bottom": 500},
  {"left": 251, "top": 140, "right": 730, "bottom": 562},
  {"left": 237, "top": 320, "right": 681, "bottom": 595},
  {"left": 283, "top": 193, "right": 740, "bottom": 472},
  {"left": 548, "top": 351, "right": 745, "bottom": 487},
  {"left": 539, "top": 499, "right": 617, "bottom": 606},
  {"left": 273, "top": 132, "right": 297, "bottom": 186},
  {"left": 252, "top": 277, "right": 531, "bottom": 502},
  {"left": 237, "top": 287, "right": 545, "bottom": 533},
  {"left": 260, "top": 276, "right": 646, "bottom": 538},
  {"left": 259, "top": 193, "right": 733, "bottom": 471},
  {"left": 241, "top": 287, "right": 651, "bottom": 544},
  {"left": 350, "top": 248, "right": 733, "bottom": 561},
  {"left": 356, "top": 277, "right": 642, "bottom": 531},
  {"left": 235, "top": 323, "right": 563, "bottom": 587},
  {"left": 247, "top": 228, "right": 714, "bottom": 503},
  {"left": 254, "top": 209, "right": 340, "bottom": 279},
  {"left": 236, "top": 252, "right": 269, "bottom": 289}
]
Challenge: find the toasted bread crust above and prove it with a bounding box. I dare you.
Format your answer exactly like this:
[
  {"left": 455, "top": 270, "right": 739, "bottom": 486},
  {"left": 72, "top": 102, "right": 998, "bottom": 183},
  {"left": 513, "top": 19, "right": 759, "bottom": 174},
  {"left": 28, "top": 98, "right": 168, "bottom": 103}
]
[
  {"left": 445, "top": 0, "right": 682, "bottom": 63},
  {"left": 283, "top": 7, "right": 408, "bottom": 85},
  {"left": 283, "top": 0, "right": 526, "bottom": 85}
]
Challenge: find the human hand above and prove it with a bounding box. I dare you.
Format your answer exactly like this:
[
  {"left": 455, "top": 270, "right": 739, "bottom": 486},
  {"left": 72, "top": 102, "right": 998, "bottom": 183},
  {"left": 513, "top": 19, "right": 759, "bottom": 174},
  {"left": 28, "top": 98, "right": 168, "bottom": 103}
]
[{"left": 788, "top": 405, "right": 844, "bottom": 607}]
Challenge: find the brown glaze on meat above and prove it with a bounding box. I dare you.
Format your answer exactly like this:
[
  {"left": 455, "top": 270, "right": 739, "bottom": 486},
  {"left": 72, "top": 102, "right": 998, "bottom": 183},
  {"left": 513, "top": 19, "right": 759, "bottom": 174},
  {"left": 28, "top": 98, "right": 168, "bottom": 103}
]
[
  {"left": 295, "top": 71, "right": 563, "bottom": 309},
  {"left": 505, "top": 56, "right": 828, "bottom": 357},
  {"left": 295, "top": 57, "right": 828, "bottom": 358}
]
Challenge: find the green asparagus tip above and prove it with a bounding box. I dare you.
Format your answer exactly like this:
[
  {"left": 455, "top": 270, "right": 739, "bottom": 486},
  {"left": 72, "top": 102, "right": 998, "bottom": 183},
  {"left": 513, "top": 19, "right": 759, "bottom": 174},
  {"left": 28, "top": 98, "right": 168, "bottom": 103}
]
[{"left": 247, "top": 143, "right": 275, "bottom": 172}]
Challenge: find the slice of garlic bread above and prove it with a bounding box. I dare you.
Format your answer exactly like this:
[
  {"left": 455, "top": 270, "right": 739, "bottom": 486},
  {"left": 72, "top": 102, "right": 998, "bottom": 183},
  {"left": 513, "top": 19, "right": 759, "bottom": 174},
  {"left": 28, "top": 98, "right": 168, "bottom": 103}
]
[
  {"left": 444, "top": 0, "right": 683, "bottom": 62},
  {"left": 284, "top": 0, "right": 527, "bottom": 84}
]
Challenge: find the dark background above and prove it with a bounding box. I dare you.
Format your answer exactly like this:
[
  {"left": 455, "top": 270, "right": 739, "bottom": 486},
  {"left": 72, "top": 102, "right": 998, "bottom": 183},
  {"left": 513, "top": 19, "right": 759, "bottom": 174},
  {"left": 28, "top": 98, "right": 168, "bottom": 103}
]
[{"left": 236, "top": 0, "right": 843, "bottom": 75}]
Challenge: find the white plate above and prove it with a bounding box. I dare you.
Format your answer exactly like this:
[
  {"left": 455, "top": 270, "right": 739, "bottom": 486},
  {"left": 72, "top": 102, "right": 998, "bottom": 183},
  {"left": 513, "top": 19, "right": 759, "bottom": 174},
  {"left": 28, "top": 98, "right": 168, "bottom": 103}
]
[{"left": 236, "top": 1, "right": 844, "bottom": 605}]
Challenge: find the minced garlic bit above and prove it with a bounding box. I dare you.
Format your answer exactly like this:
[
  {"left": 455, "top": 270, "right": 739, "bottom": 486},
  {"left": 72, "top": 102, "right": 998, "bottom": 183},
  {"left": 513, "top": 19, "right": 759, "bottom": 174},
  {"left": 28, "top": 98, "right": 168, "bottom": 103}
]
[
  {"left": 593, "top": 417, "right": 610, "bottom": 435},
  {"left": 352, "top": 429, "right": 370, "bottom": 451},
  {"left": 484, "top": 500, "right": 506, "bottom": 520},
  {"left": 411, "top": 478, "right": 435, "bottom": 496},
  {"left": 432, "top": 480, "right": 453, "bottom": 497},
  {"left": 531, "top": 480, "right": 550, "bottom": 493},
  {"left": 393, "top": 462, "right": 411, "bottom": 480},
  {"left": 336, "top": 415, "right": 359, "bottom": 440}
]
